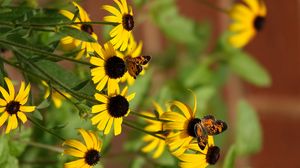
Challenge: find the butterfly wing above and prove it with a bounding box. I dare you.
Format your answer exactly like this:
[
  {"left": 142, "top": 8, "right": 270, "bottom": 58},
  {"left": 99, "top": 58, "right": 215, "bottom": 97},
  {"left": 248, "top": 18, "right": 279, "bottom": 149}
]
[
  {"left": 201, "top": 115, "right": 227, "bottom": 135},
  {"left": 194, "top": 123, "right": 208, "bottom": 150}
]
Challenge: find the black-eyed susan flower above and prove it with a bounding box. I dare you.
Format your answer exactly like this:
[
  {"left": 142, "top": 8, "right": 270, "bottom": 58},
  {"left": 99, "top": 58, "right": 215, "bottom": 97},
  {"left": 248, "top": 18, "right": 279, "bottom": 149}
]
[
  {"left": 0, "top": 77, "right": 35, "bottom": 134},
  {"left": 91, "top": 86, "right": 135, "bottom": 136},
  {"left": 141, "top": 102, "right": 168, "bottom": 159},
  {"left": 178, "top": 136, "right": 220, "bottom": 168},
  {"left": 63, "top": 128, "right": 102, "bottom": 168},
  {"left": 103, "top": 0, "right": 134, "bottom": 51},
  {"left": 42, "top": 81, "right": 71, "bottom": 108},
  {"left": 90, "top": 42, "right": 126, "bottom": 93},
  {"left": 60, "top": 2, "right": 101, "bottom": 59},
  {"left": 228, "top": 0, "right": 267, "bottom": 48},
  {"left": 161, "top": 98, "right": 198, "bottom": 157},
  {"left": 120, "top": 37, "right": 149, "bottom": 85}
]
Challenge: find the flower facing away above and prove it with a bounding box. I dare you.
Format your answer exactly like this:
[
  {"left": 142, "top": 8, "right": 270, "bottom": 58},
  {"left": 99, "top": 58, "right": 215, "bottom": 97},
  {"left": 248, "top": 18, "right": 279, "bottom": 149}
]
[
  {"left": 60, "top": 2, "right": 101, "bottom": 59},
  {"left": 161, "top": 97, "right": 199, "bottom": 157},
  {"left": 42, "top": 81, "right": 71, "bottom": 108},
  {"left": 228, "top": 0, "right": 267, "bottom": 48},
  {"left": 91, "top": 86, "right": 135, "bottom": 136},
  {"left": 90, "top": 42, "right": 127, "bottom": 93},
  {"left": 120, "top": 37, "right": 149, "bottom": 85},
  {"left": 103, "top": 0, "right": 134, "bottom": 51},
  {"left": 0, "top": 77, "right": 35, "bottom": 134},
  {"left": 63, "top": 129, "right": 102, "bottom": 168},
  {"left": 141, "top": 102, "right": 168, "bottom": 159},
  {"left": 178, "top": 136, "right": 220, "bottom": 168}
]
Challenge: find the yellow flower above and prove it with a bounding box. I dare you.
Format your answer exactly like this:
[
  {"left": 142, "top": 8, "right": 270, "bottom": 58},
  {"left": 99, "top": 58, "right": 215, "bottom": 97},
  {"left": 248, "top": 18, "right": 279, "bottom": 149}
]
[
  {"left": 60, "top": 2, "right": 101, "bottom": 59},
  {"left": 178, "top": 136, "right": 220, "bottom": 168},
  {"left": 141, "top": 102, "right": 168, "bottom": 159},
  {"left": 42, "top": 81, "right": 71, "bottom": 108},
  {"left": 0, "top": 77, "right": 35, "bottom": 134},
  {"left": 161, "top": 97, "right": 198, "bottom": 156},
  {"left": 228, "top": 0, "right": 267, "bottom": 48},
  {"left": 90, "top": 42, "right": 126, "bottom": 93},
  {"left": 120, "top": 37, "right": 146, "bottom": 85},
  {"left": 63, "top": 128, "right": 102, "bottom": 168},
  {"left": 91, "top": 86, "right": 135, "bottom": 136},
  {"left": 103, "top": 0, "right": 134, "bottom": 51}
]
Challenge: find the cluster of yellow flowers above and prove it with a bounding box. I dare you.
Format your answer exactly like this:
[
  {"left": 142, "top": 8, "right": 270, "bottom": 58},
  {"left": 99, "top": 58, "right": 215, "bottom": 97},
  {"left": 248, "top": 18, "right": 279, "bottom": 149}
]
[{"left": 0, "top": 0, "right": 267, "bottom": 167}]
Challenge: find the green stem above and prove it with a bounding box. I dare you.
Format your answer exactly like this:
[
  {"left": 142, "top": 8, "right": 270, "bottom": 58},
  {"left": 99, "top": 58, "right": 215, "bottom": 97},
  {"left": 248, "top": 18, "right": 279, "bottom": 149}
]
[
  {"left": 123, "top": 120, "right": 165, "bottom": 140},
  {"left": 197, "top": 0, "right": 229, "bottom": 14},
  {"left": 13, "top": 49, "right": 97, "bottom": 103},
  {"left": 130, "top": 111, "right": 170, "bottom": 122},
  {"left": 0, "top": 39, "right": 92, "bottom": 66},
  {"left": 0, "top": 21, "right": 118, "bottom": 27},
  {"left": 0, "top": 56, "right": 47, "bottom": 80},
  {"left": 18, "top": 140, "right": 64, "bottom": 153},
  {"left": 27, "top": 116, "right": 66, "bottom": 141}
]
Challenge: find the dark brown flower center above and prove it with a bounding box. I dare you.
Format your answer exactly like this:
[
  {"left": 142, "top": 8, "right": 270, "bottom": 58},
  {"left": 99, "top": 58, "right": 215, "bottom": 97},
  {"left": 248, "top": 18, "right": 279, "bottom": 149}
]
[
  {"left": 187, "top": 118, "right": 201, "bottom": 137},
  {"left": 81, "top": 24, "right": 94, "bottom": 35},
  {"left": 105, "top": 56, "right": 127, "bottom": 79},
  {"left": 108, "top": 95, "right": 129, "bottom": 118},
  {"left": 85, "top": 149, "right": 100, "bottom": 166},
  {"left": 122, "top": 14, "right": 134, "bottom": 31},
  {"left": 206, "top": 146, "right": 220, "bottom": 165},
  {"left": 6, "top": 101, "right": 20, "bottom": 115},
  {"left": 253, "top": 16, "right": 265, "bottom": 31}
]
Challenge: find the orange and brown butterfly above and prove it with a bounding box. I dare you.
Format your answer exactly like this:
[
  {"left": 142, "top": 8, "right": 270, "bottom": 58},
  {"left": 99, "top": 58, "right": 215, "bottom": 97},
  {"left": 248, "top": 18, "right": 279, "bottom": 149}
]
[
  {"left": 125, "top": 55, "right": 151, "bottom": 79},
  {"left": 194, "top": 115, "right": 227, "bottom": 150}
]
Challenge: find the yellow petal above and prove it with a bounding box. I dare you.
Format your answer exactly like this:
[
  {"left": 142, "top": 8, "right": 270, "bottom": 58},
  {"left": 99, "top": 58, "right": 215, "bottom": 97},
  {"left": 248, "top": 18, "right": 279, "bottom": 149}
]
[
  {"left": 0, "top": 86, "right": 11, "bottom": 102},
  {"left": 64, "top": 148, "right": 85, "bottom": 158},
  {"left": 17, "top": 112, "right": 27, "bottom": 123},
  {"left": 64, "top": 139, "right": 87, "bottom": 152},
  {"left": 4, "top": 78, "right": 15, "bottom": 101},
  {"left": 104, "top": 117, "right": 113, "bottom": 135},
  {"left": 91, "top": 111, "right": 107, "bottom": 125},
  {"left": 126, "top": 93, "right": 135, "bottom": 102},
  {"left": 64, "top": 159, "right": 86, "bottom": 168},
  {"left": 113, "top": 117, "right": 122, "bottom": 135},
  {"left": 171, "top": 101, "right": 192, "bottom": 119},
  {"left": 5, "top": 116, "right": 13, "bottom": 134},
  {"left": 19, "top": 106, "right": 35, "bottom": 113},
  {"left": 94, "top": 93, "right": 108, "bottom": 103},
  {"left": 92, "top": 104, "right": 107, "bottom": 113},
  {"left": 0, "top": 112, "right": 8, "bottom": 127},
  {"left": 102, "top": 5, "right": 122, "bottom": 17},
  {"left": 0, "top": 98, "right": 6, "bottom": 106},
  {"left": 153, "top": 141, "right": 165, "bottom": 158},
  {"left": 90, "top": 57, "right": 104, "bottom": 67},
  {"left": 78, "top": 128, "right": 94, "bottom": 150},
  {"left": 96, "top": 76, "right": 108, "bottom": 91}
]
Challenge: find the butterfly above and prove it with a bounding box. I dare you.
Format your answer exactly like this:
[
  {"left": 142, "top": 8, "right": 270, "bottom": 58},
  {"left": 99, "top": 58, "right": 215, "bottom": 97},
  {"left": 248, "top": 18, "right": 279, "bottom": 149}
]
[
  {"left": 194, "top": 115, "right": 227, "bottom": 150},
  {"left": 125, "top": 55, "right": 151, "bottom": 79}
]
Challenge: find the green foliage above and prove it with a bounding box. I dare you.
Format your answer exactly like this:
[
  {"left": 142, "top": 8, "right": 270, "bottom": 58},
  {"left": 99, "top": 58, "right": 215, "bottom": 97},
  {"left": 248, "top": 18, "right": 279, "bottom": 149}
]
[
  {"left": 150, "top": 0, "right": 210, "bottom": 50},
  {"left": 235, "top": 100, "right": 262, "bottom": 155},
  {"left": 229, "top": 52, "right": 271, "bottom": 87},
  {"left": 59, "top": 26, "right": 96, "bottom": 42},
  {"left": 223, "top": 145, "right": 237, "bottom": 168}
]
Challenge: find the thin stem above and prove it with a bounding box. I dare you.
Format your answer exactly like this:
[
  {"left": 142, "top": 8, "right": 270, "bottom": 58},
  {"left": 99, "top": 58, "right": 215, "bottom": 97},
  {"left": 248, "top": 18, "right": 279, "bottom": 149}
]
[
  {"left": 0, "top": 39, "right": 92, "bottom": 66},
  {"left": 18, "top": 140, "right": 64, "bottom": 153},
  {"left": 197, "top": 0, "right": 229, "bottom": 14},
  {"left": 130, "top": 111, "right": 170, "bottom": 122},
  {"left": 13, "top": 49, "right": 97, "bottom": 103},
  {"left": 0, "top": 56, "right": 47, "bottom": 80},
  {"left": 123, "top": 120, "right": 165, "bottom": 140},
  {"left": 0, "top": 21, "right": 118, "bottom": 27},
  {"left": 27, "top": 116, "right": 66, "bottom": 141}
]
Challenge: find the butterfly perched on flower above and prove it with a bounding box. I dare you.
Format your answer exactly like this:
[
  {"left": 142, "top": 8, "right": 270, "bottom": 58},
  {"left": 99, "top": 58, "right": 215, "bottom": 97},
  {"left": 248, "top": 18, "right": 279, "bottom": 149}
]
[
  {"left": 194, "top": 115, "right": 227, "bottom": 150},
  {"left": 125, "top": 55, "right": 151, "bottom": 79}
]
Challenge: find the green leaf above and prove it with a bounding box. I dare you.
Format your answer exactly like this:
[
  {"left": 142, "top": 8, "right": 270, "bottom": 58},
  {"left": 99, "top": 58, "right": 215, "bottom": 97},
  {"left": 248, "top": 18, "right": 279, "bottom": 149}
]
[
  {"left": 235, "top": 100, "right": 262, "bottom": 155},
  {"left": 229, "top": 52, "right": 271, "bottom": 87},
  {"left": 150, "top": 0, "right": 210, "bottom": 46},
  {"left": 130, "top": 156, "right": 145, "bottom": 168},
  {"left": 59, "top": 26, "right": 96, "bottom": 42},
  {"left": 223, "top": 145, "right": 237, "bottom": 168},
  {"left": 0, "top": 135, "right": 9, "bottom": 165},
  {"left": 36, "top": 99, "right": 50, "bottom": 109},
  {"left": 2, "top": 156, "right": 18, "bottom": 168},
  {"left": 180, "top": 64, "right": 212, "bottom": 88},
  {"left": 9, "top": 129, "right": 32, "bottom": 157}
]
